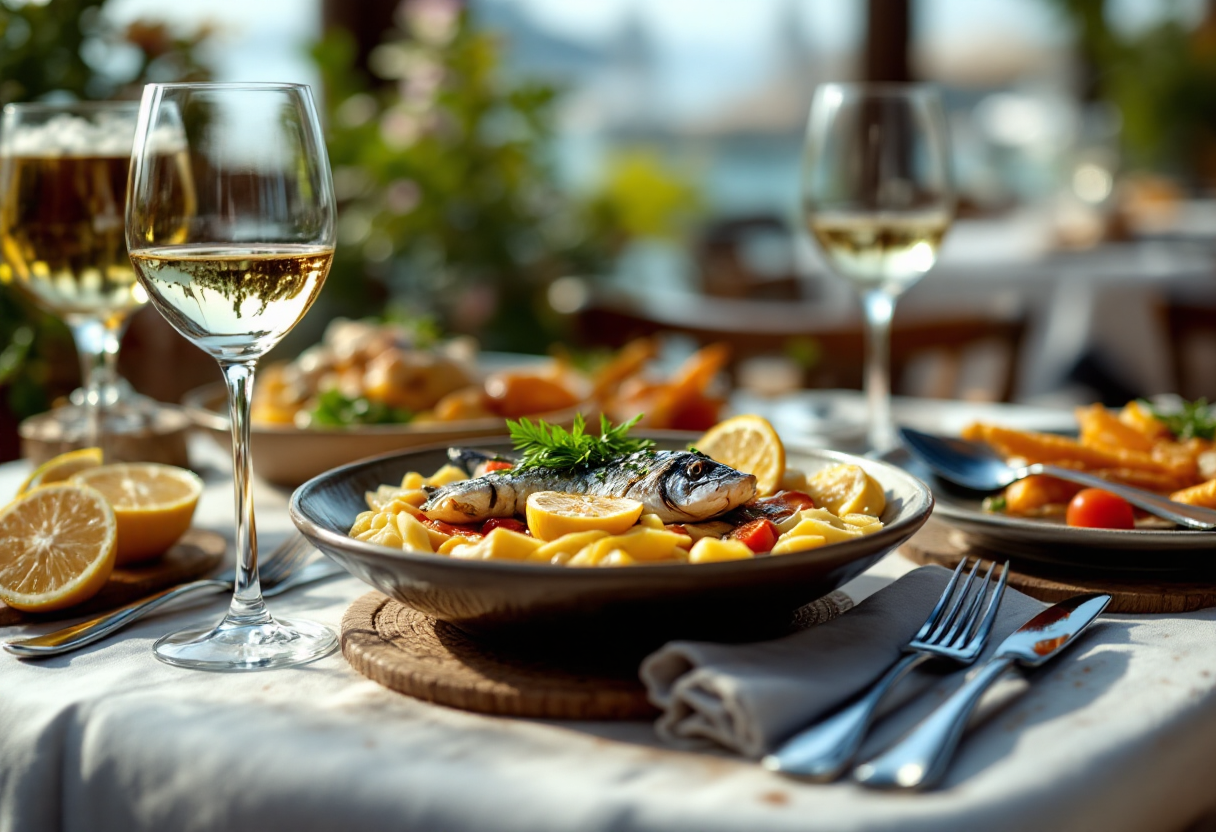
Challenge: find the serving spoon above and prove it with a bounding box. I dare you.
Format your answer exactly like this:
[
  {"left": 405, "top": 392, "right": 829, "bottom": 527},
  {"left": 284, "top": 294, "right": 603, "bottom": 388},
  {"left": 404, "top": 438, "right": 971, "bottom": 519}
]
[{"left": 899, "top": 427, "right": 1216, "bottom": 530}]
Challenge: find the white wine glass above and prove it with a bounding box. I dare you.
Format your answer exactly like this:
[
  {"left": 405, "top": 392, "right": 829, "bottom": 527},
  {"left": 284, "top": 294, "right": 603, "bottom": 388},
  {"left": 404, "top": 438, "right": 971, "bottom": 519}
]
[
  {"left": 126, "top": 83, "right": 337, "bottom": 670},
  {"left": 0, "top": 101, "right": 145, "bottom": 452},
  {"left": 802, "top": 84, "right": 954, "bottom": 451}
]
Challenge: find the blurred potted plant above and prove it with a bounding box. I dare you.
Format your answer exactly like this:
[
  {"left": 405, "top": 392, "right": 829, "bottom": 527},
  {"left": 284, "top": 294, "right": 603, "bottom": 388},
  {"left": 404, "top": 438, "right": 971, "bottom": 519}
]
[
  {"left": 312, "top": 0, "right": 701, "bottom": 354},
  {"left": 1047, "top": 0, "right": 1216, "bottom": 180}
]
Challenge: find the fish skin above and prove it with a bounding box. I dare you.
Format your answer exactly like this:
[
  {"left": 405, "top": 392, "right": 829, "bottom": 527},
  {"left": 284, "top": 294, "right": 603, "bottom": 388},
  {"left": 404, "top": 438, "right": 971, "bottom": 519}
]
[{"left": 420, "top": 450, "right": 758, "bottom": 524}]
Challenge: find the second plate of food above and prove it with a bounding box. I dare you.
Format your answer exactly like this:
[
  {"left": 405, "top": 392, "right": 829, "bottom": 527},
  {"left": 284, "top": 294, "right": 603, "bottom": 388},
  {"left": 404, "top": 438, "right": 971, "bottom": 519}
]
[{"left": 884, "top": 446, "right": 1216, "bottom": 574}]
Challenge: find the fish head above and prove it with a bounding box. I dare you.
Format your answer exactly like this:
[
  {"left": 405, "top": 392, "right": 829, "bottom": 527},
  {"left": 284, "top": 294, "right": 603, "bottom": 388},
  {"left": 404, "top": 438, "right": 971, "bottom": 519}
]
[{"left": 656, "top": 452, "right": 757, "bottom": 522}]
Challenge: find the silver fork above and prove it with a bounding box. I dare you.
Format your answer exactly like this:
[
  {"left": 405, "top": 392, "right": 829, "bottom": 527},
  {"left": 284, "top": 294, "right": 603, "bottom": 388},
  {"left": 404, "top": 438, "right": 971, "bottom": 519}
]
[
  {"left": 762, "top": 557, "right": 1010, "bottom": 780},
  {"left": 4, "top": 534, "right": 333, "bottom": 658}
]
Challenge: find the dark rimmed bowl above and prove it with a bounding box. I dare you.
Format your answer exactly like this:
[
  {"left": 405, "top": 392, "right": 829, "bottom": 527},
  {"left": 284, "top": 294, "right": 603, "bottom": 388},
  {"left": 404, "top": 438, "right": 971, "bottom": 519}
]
[{"left": 290, "top": 437, "right": 934, "bottom": 653}]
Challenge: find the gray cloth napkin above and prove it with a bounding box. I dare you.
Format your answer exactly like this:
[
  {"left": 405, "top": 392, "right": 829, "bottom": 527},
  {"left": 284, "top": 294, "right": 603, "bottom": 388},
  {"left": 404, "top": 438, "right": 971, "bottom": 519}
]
[{"left": 639, "top": 565, "right": 1046, "bottom": 758}]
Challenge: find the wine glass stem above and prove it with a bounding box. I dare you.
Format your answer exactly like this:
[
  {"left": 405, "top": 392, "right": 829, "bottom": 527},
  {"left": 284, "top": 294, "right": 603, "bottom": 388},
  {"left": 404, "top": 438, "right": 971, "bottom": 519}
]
[
  {"left": 220, "top": 359, "right": 271, "bottom": 626},
  {"left": 861, "top": 288, "right": 897, "bottom": 452},
  {"left": 67, "top": 317, "right": 123, "bottom": 451}
]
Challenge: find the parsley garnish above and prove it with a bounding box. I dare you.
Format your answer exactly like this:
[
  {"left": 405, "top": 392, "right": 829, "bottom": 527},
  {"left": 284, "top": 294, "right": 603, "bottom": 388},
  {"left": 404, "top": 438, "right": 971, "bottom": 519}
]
[
  {"left": 307, "top": 390, "right": 413, "bottom": 427},
  {"left": 1142, "top": 397, "right": 1216, "bottom": 441},
  {"left": 507, "top": 413, "right": 655, "bottom": 471}
]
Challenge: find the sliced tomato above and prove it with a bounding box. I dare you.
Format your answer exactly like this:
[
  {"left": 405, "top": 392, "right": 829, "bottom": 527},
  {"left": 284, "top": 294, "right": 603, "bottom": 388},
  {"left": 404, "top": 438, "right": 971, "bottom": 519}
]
[
  {"left": 483, "top": 460, "right": 513, "bottom": 472},
  {"left": 481, "top": 517, "right": 528, "bottom": 535},
  {"left": 730, "top": 518, "right": 779, "bottom": 554},
  {"left": 420, "top": 517, "right": 483, "bottom": 538},
  {"left": 1065, "top": 489, "right": 1135, "bottom": 530}
]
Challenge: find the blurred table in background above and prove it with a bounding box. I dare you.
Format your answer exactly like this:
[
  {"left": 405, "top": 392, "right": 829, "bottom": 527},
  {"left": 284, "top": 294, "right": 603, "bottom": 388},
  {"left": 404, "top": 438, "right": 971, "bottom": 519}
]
[{"left": 595, "top": 209, "right": 1216, "bottom": 406}]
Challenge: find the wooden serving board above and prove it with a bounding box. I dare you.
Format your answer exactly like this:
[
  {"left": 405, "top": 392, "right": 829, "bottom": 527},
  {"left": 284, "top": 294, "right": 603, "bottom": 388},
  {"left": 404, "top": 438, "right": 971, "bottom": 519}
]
[
  {"left": 340, "top": 590, "right": 856, "bottom": 720},
  {"left": 904, "top": 520, "right": 1216, "bottom": 614},
  {"left": 0, "top": 528, "right": 226, "bottom": 626}
]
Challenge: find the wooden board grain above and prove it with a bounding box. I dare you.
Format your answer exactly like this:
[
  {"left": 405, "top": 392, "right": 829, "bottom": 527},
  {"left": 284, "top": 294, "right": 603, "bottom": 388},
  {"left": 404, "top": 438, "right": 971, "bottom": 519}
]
[
  {"left": 0, "top": 528, "right": 226, "bottom": 626},
  {"left": 903, "top": 520, "right": 1216, "bottom": 614},
  {"left": 341, "top": 592, "right": 659, "bottom": 720}
]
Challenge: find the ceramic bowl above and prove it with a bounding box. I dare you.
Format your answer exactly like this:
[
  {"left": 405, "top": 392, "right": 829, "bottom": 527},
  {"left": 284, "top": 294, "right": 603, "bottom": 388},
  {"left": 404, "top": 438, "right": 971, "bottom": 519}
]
[{"left": 290, "top": 437, "right": 933, "bottom": 652}]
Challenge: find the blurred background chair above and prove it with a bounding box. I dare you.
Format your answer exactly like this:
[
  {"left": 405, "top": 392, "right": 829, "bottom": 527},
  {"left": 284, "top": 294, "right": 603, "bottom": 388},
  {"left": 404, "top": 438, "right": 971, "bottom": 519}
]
[{"left": 573, "top": 287, "right": 1026, "bottom": 403}]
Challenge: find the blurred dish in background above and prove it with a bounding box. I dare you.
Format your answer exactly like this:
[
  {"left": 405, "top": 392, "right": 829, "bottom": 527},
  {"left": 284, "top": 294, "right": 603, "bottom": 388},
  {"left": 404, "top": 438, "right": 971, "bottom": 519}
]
[{"left": 184, "top": 327, "right": 732, "bottom": 486}]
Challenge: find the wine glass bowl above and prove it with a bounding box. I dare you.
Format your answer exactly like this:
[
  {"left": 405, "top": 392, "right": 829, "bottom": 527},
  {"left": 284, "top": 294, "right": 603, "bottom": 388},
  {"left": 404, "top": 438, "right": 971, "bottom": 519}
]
[
  {"left": 802, "top": 84, "right": 955, "bottom": 450},
  {"left": 126, "top": 83, "right": 338, "bottom": 670},
  {"left": 0, "top": 102, "right": 148, "bottom": 448}
]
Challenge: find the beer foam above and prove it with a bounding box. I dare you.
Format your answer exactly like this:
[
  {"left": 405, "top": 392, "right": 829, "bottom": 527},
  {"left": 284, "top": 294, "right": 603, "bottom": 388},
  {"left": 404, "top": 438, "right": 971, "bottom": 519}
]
[
  {"left": 1, "top": 112, "right": 187, "bottom": 158},
  {"left": 3, "top": 112, "right": 135, "bottom": 157}
]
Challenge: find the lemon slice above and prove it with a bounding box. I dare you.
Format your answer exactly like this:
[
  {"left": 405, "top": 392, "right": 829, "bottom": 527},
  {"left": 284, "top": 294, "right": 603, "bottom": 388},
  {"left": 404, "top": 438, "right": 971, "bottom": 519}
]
[
  {"left": 17, "top": 447, "right": 104, "bottom": 496},
  {"left": 695, "top": 414, "right": 786, "bottom": 496},
  {"left": 71, "top": 463, "right": 203, "bottom": 565},
  {"left": 805, "top": 463, "right": 886, "bottom": 517},
  {"left": 0, "top": 484, "right": 117, "bottom": 612},
  {"left": 525, "top": 491, "right": 644, "bottom": 541}
]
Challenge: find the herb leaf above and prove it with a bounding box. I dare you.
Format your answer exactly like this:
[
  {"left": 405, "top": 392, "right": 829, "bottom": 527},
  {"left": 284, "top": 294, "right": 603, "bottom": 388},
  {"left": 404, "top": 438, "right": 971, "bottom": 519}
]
[
  {"left": 308, "top": 390, "right": 413, "bottom": 427},
  {"left": 508, "top": 413, "right": 655, "bottom": 471},
  {"left": 1142, "top": 397, "right": 1216, "bottom": 441}
]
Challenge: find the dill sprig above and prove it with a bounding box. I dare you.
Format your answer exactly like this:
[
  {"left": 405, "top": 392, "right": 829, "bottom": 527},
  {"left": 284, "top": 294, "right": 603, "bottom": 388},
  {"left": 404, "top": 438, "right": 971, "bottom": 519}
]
[
  {"left": 507, "top": 413, "right": 654, "bottom": 471},
  {"left": 1142, "top": 397, "right": 1216, "bottom": 441}
]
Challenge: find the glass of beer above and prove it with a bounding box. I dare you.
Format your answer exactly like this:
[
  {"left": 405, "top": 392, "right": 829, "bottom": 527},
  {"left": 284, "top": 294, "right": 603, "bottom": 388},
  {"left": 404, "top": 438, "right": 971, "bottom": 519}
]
[
  {"left": 126, "top": 83, "right": 338, "bottom": 671},
  {"left": 802, "top": 84, "right": 955, "bottom": 451},
  {"left": 0, "top": 102, "right": 147, "bottom": 450}
]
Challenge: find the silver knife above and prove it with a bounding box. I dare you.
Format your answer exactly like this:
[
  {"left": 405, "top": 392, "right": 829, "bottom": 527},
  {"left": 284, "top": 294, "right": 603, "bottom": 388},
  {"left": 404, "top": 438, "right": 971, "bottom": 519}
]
[{"left": 853, "top": 592, "right": 1112, "bottom": 790}]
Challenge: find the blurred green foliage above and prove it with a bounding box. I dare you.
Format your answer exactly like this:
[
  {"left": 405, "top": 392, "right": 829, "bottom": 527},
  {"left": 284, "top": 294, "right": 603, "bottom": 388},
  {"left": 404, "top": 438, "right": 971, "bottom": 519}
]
[
  {"left": 1046, "top": 0, "right": 1216, "bottom": 176},
  {"left": 0, "top": 0, "right": 212, "bottom": 418},
  {"left": 312, "top": 2, "right": 701, "bottom": 353}
]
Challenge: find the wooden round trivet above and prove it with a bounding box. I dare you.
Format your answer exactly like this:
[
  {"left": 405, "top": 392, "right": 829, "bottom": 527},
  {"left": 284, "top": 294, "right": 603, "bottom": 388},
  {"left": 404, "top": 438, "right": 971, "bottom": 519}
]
[
  {"left": 904, "top": 519, "right": 1216, "bottom": 614},
  {"left": 0, "top": 528, "right": 226, "bottom": 626},
  {"left": 341, "top": 592, "right": 660, "bottom": 720}
]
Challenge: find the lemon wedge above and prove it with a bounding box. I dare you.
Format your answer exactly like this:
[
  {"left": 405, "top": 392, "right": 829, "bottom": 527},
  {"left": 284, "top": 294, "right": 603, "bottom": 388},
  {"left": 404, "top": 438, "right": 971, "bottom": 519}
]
[
  {"left": 0, "top": 484, "right": 117, "bottom": 612},
  {"left": 71, "top": 463, "right": 203, "bottom": 564},
  {"left": 695, "top": 414, "right": 786, "bottom": 496},
  {"left": 525, "top": 491, "right": 643, "bottom": 541},
  {"left": 805, "top": 463, "right": 886, "bottom": 517},
  {"left": 17, "top": 447, "right": 103, "bottom": 496}
]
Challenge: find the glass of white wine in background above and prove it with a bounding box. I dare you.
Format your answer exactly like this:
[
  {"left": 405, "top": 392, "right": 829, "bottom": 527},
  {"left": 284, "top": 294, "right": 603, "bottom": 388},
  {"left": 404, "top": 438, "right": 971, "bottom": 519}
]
[
  {"left": 0, "top": 102, "right": 151, "bottom": 451},
  {"left": 127, "top": 83, "right": 338, "bottom": 670},
  {"left": 802, "top": 84, "right": 954, "bottom": 451}
]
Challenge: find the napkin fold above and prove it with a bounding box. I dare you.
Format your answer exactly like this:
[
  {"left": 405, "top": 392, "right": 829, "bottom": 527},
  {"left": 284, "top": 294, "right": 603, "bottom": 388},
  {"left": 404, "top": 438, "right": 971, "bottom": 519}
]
[{"left": 639, "top": 565, "right": 1046, "bottom": 758}]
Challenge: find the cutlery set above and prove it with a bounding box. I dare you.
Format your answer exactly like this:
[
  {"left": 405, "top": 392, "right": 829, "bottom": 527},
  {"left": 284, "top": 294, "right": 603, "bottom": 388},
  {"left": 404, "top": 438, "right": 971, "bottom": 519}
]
[
  {"left": 766, "top": 557, "right": 1110, "bottom": 790},
  {"left": 4, "top": 535, "right": 345, "bottom": 658}
]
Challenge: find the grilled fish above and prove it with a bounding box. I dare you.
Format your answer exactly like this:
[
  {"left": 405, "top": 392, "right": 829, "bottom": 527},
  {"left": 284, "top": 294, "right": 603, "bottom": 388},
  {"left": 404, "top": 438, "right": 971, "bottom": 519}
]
[{"left": 421, "top": 450, "right": 757, "bottom": 524}]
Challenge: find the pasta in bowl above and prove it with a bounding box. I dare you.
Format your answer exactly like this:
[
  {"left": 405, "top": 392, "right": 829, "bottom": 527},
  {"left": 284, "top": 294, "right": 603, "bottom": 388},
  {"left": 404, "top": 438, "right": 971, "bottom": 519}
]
[{"left": 290, "top": 426, "right": 932, "bottom": 650}]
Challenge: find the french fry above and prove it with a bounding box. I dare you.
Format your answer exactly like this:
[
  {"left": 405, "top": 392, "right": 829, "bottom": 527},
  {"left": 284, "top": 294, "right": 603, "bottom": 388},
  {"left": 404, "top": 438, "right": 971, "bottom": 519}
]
[
  {"left": 1170, "top": 478, "right": 1216, "bottom": 508},
  {"left": 648, "top": 343, "right": 731, "bottom": 427},
  {"left": 1076, "top": 404, "right": 1155, "bottom": 453},
  {"left": 591, "top": 337, "right": 658, "bottom": 400},
  {"left": 1119, "top": 400, "right": 1172, "bottom": 442},
  {"left": 962, "top": 423, "right": 1188, "bottom": 478}
]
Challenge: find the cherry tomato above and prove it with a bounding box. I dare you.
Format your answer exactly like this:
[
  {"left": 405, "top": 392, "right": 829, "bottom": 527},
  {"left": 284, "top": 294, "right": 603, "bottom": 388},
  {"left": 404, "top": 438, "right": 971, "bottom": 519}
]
[
  {"left": 1065, "top": 488, "right": 1135, "bottom": 530},
  {"left": 481, "top": 517, "right": 529, "bottom": 535},
  {"left": 483, "top": 460, "right": 514, "bottom": 472},
  {"left": 730, "top": 519, "right": 779, "bottom": 554},
  {"left": 420, "top": 518, "right": 483, "bottom": 538}
]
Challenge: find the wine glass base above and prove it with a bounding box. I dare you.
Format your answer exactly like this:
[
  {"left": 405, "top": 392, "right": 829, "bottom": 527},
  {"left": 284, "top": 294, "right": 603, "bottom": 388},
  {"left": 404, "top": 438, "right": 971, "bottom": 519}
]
[{"left": 153, "top": 614, "right": 338, "bottom": 672}]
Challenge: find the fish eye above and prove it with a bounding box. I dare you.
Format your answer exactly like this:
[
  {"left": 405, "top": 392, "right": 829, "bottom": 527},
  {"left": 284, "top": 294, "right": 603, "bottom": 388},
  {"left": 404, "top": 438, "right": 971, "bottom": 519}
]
[{"left": 687, "top": 460, "right": 705, "bottom": 478}]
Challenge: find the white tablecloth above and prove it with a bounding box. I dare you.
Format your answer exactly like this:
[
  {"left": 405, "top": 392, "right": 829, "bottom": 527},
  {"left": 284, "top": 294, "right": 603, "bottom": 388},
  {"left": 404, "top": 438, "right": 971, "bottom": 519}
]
[{"left": 3, "top": 431, "right": 1216, "bottom": 832}]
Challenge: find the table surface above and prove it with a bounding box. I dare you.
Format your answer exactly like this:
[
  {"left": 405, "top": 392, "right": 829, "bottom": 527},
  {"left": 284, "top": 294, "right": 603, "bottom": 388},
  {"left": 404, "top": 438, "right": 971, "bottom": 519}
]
[{"left": 3, "top": 408, "right": 1216, "bottom": 832}]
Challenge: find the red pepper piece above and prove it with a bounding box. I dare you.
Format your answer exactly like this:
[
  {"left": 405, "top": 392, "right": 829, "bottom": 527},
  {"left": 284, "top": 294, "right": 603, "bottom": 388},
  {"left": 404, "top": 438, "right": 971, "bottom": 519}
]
[
  {"left": 481, "top": 517, "right": 528, "bottom": 535},
  {"left": 483, "top": 460, "right": 513, "bottom": 472},
  {"left": 730, "top": 518, "right": 779, "bottom": 554}
]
